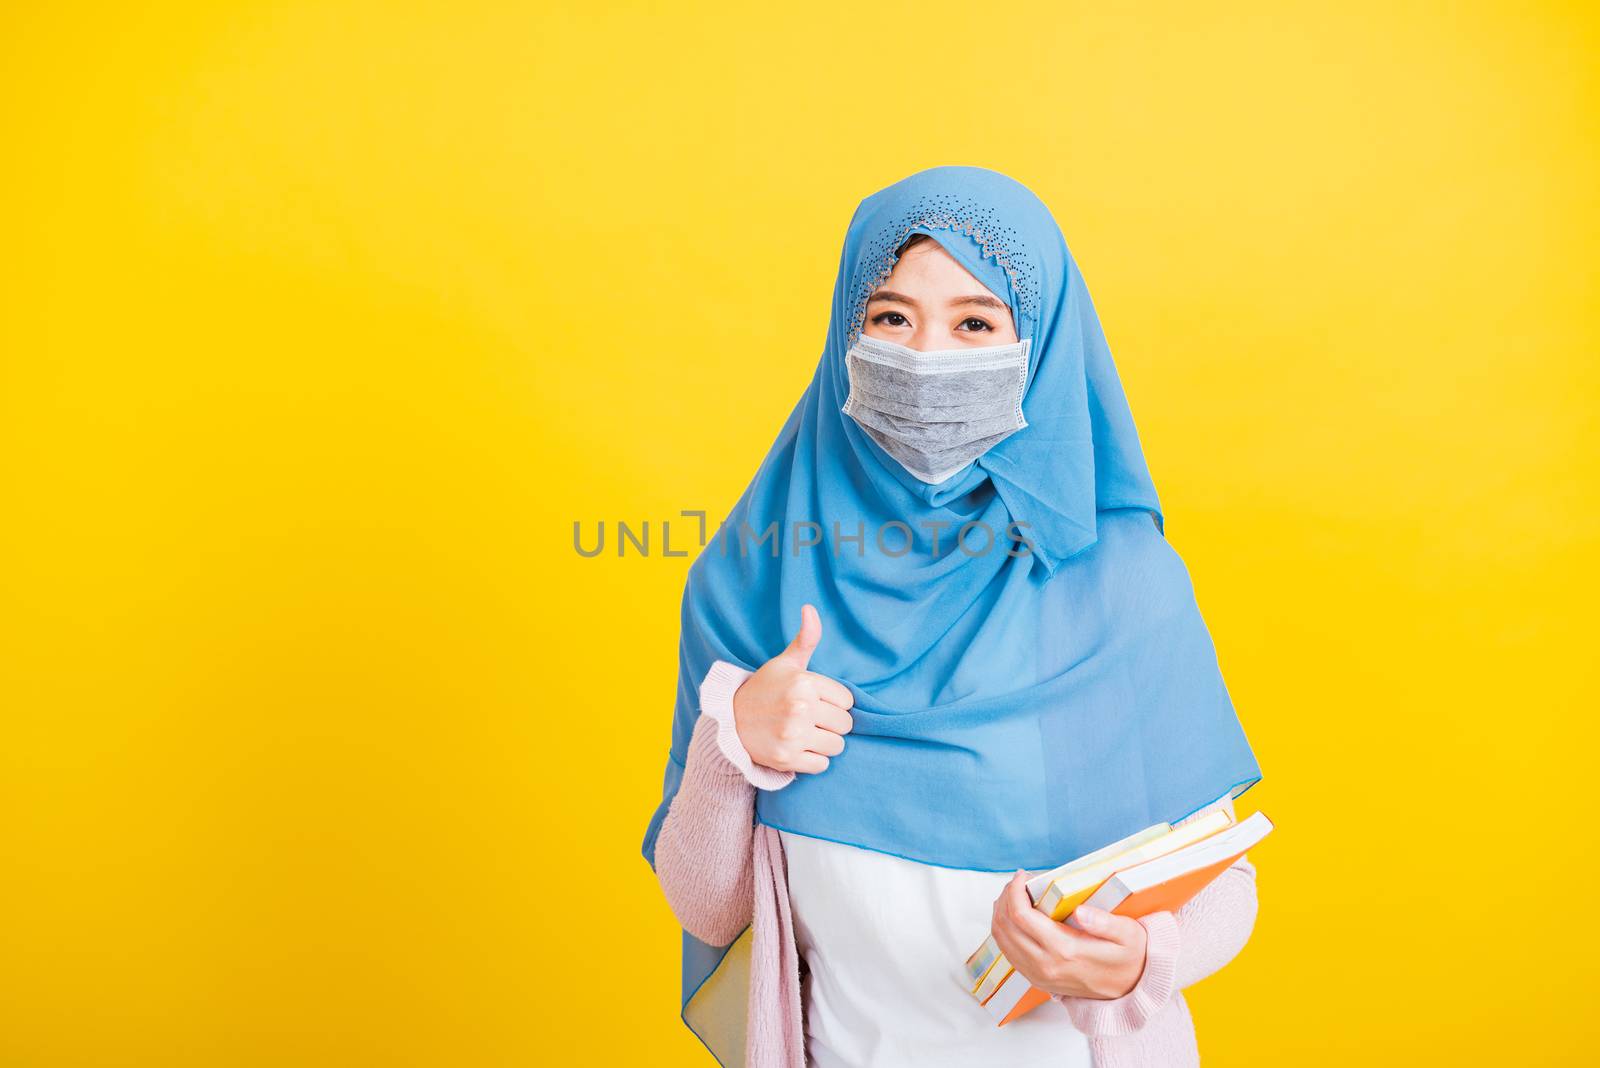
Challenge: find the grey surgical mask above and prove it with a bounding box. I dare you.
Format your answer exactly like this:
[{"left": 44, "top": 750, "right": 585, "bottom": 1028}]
[{"left": 841, "top": 334, "right": 1031, "bottom": 484}]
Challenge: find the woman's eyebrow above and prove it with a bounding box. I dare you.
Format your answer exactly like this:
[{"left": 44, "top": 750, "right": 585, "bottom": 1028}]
[
  {"left": 868, "top": 289, "right": 919, "bottom": 306},
  {"left": 869, "top": 289, "right": 1008, "bottom": 311}
]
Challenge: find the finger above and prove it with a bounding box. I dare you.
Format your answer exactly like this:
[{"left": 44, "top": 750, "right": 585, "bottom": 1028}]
[
  {"left": 803, "top": 725, "right": 845, "bottom": 758},
  {"left": 778, "top": 604, "right": 822, "bottom": 670},
  {"left": 1071, "top": 905, "right": 1145, "bottom": 946},
  {"left": 811, "top": 701, "right": 854, "bottom": 736},
  {"left": 989, "top": 910, "right": 1028, "bottom": 977},
  {"left": 806, "top": 672, "right": 854, "bottom": 710},
  {"left": 1025, "top": 910, "right": 1097, "bottom": 963},
  {"left": 1011, "top": 891, "right": 1096, "bottom": 951},
  {"left": 989, "top": 878, "right": 1032, "bottom": 966},
  {"left": 992, "top": 871, "right": 1049, "bottom": 959},
  {"left": 792, "top": 750, "right": 830, "bottom": 775}
]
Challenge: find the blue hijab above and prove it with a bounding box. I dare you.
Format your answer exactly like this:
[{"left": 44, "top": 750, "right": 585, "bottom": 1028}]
[{"left": 640, "top": 165, "right": 1260, "bottom": 1061}]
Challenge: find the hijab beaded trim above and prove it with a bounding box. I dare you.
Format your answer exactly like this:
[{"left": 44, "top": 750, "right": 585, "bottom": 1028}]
[{"left": 846, "top": 192, "right": 1043, "bottom": 345}]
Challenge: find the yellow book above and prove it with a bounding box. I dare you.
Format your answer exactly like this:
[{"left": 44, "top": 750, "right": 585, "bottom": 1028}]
[
  {"left": 1035, "top": 808, "right": 1233, "bottom": 921},
  {"left": 972, "top": 939, "right": 1017, "bottom": 1004}
]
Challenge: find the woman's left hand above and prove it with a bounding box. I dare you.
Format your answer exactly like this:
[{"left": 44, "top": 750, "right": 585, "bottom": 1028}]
[{"left": 989, "top": 870, "right": 1149, "bottom": 1000}]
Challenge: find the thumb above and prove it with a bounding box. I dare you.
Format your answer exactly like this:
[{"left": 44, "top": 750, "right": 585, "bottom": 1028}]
[
  {"left": 1071, "top": 904, "right": 1142, "bottom": 941},
  {"left": 778, "top": 603, "right": 822, "bottom": 668}
]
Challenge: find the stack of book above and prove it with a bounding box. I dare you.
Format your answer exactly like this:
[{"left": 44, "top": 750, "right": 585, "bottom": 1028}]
[{"left": 965, "top": 809, "right": 1274, "bottom": 1025}]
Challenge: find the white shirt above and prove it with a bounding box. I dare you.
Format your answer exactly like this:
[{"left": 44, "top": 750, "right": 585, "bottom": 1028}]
[{"left": 777, "top": 827, "right": 1094, "bottom": 1067}]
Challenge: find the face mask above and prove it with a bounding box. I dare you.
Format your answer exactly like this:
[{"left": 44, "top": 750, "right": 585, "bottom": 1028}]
[{"left": 841, "top": 334, "right": 1031, "bottom": 484}]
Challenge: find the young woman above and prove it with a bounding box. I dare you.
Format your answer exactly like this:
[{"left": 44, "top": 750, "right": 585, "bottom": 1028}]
[{"left": 640, "top": 166, "right": 1262, "bottom": 1068}]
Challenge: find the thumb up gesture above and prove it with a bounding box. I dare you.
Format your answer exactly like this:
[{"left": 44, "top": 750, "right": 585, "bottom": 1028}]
[{"left": 732, "top": 604, "right": 855, "bottom": 775}]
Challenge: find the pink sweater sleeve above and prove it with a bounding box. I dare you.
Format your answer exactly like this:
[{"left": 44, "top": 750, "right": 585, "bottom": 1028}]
[
  {"left": 652, "top": 662, "right": 798, "bottom": 947},
  {"left": 652, "top": 711, "right": 761, "bottom": 947}
]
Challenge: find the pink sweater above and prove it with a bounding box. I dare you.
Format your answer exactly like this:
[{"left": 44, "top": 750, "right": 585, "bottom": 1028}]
[{"left": 654, "top": 710, "right": 1260, "bottom": 1067}]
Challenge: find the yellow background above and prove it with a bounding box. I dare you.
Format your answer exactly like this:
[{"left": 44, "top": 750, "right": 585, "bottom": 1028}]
[{"left": 2, "top": 2, "right": 1595, "bottom": 1064}]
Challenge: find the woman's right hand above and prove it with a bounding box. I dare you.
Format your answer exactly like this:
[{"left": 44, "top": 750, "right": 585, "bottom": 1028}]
[{"left": 732, "top": 604, "right": 855, "bottom": 775}]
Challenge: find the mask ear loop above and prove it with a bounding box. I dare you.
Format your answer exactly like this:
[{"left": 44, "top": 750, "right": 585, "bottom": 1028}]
[
  {"left": 840, "top": 341, "right": 860, "bottom": 420},
  {"left": 1013, "top": 337, "right": 1031, "bottom": 430}
]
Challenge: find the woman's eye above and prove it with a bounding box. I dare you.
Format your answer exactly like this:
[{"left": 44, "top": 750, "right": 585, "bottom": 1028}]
[
  {"left": 872, "top": 312, "right": 909, "bottom": 327},
  {"left": 960, "top": 318, "right": 993, "bottom": 332}
]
